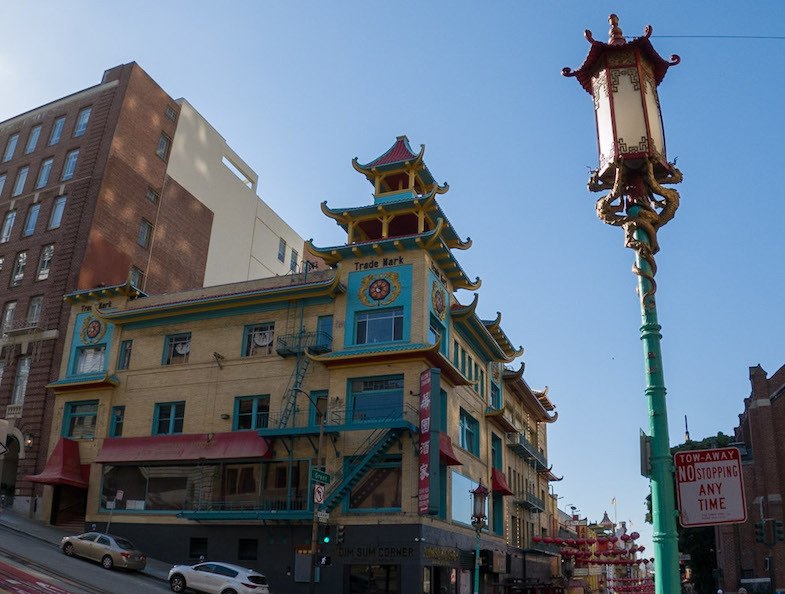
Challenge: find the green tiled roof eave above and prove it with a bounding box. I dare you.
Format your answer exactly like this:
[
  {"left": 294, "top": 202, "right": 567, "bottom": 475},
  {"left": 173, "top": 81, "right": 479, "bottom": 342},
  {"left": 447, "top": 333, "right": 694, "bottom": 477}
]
[{"left": 315, "top": 342, "right": 433, "bottom": 359}]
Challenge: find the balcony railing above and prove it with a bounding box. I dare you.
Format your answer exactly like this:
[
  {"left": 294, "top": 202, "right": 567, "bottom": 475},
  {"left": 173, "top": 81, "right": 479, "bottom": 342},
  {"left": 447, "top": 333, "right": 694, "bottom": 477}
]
[
  {"left": 258, "top": 402, "right": 420, "bottom": 436},
  {"left": 178, "top": 495, "right": 311, "bottom": 520},
  {"left": 506, "top": 432, "right": 547, "bottom": 470},
  {"left": 275, "top": 331, "right": 332, "bottom": 356},
  {"left": 514, "top": 491, "right": 545, "bottom": 512}
]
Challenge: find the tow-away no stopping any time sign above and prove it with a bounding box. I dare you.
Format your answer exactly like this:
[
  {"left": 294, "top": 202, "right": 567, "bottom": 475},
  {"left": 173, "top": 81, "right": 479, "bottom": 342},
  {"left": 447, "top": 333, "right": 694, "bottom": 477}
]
[{"left": 674, "top": 447, "right": 747, "bottom": 528}]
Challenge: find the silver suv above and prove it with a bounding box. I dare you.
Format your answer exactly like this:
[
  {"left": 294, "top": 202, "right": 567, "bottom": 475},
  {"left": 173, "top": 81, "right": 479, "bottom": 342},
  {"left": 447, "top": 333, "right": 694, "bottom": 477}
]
[{"left": 168, "top": 561, "right": 270, "bottom": 594}]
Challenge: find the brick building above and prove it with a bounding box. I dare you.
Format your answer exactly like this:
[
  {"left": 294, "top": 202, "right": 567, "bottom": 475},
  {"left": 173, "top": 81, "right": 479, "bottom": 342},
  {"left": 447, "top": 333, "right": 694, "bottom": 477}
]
[
  {"left": 0, "top": 63, "right": 304, "bottom": 515},
  {"left": 38, "top": 137, "right": 565, "bottom": 594},
  {"left": 715, "top": 363, "right": 785, "bottom": 593}
]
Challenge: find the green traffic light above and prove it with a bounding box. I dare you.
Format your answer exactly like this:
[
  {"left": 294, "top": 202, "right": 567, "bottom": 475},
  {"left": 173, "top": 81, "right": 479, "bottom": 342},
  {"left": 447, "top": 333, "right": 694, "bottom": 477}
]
[{"left": 323, "top": 536, "right": 331, "bottom": 543}]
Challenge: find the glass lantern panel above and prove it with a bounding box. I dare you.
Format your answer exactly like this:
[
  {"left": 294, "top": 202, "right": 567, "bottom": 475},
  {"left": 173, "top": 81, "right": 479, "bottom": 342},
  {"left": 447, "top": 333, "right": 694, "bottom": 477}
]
[
  {"left": 593, "top": 71, "right": 615, "bottom": 175},
  {"left": 643, "top": 79, "right": 665, "bottom": 161},
  {"left": 611, "top": 67, "right": 648, "bottom": 159}
]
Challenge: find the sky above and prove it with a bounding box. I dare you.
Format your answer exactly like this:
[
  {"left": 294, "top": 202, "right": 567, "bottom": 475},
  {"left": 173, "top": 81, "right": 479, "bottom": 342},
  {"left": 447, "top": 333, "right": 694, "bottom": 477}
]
[{"left": 3, "top": 1, "right": 784, "bottom": 556}]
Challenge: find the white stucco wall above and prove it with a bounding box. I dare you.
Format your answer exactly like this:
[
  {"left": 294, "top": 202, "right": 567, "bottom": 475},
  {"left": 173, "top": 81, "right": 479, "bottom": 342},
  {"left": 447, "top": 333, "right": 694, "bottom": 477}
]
[{"left": 166, "top": 99, "right": 305, "bottom": 286}]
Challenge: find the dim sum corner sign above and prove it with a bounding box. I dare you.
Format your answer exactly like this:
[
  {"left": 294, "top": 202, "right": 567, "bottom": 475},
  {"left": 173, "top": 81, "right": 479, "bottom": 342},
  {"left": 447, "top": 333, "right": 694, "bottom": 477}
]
[{"left": 674, "top": 447, "right": 747, "bottom": 528}]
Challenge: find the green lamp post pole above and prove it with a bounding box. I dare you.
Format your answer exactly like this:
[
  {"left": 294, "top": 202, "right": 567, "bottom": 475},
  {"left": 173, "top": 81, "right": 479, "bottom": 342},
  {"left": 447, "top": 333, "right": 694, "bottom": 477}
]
[
  {"left": 471, "top": 482, "right": 489, "bottom": 594},
  {"left": 564, "top": 15, "right": 683, "bottom": 594}
]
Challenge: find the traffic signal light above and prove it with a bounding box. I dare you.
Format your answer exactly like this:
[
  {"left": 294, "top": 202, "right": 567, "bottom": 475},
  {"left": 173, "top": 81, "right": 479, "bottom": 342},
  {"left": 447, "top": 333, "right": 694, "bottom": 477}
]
[
  {"left": 775, "top": 520, "right": 785, "bottom": 542},
  {"left": 336, "top": 524, "right": 345, "bottom": 544},
  {"left": 755, "top": 521, "right": 766, "bottom": 543},
  {"left": 322, "top": 524, "right": 331, "bottom": 544}
]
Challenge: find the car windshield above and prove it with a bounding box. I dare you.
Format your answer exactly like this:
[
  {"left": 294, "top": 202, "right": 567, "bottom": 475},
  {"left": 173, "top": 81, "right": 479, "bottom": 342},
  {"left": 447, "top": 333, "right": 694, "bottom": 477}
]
[
  {"left": 248, "top": 575, "right": 268, "bottom": 585},
  {"left": 113, "top": 537, "right": 137, "bottom": 551}
]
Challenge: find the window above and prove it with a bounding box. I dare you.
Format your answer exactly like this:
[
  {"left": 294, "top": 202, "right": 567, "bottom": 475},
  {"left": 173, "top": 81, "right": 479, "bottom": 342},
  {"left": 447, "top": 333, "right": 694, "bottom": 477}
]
[
  {"left": 290, "top": 248, "right": 298, "bottom": 272},
  {"left": 277, "top": 238, "right": 286, "bottom": 262},
  {"left": 164, "top": 332, "right": 191, "bottom": 365},
  {"left": 461, "top": 348, "right": 466, "bottom": 375},
  {"left": 164, "top": 105, "right": 177, "bottom": 121},
  {"left": 1, "top": 210, "right": 16, "bottom": 242},
  {"left": 61, "top": 149, "right": 79, "bottom": 180},
  {"left": 73, "top": 107, "right": 92, "bottom": 137},
  {"left": 315, "top": 315, "right": 333, "bottom": 351},
  {"left": 49, "top": 117, "right": 65, "bottom": 145},
  {"left": 155, "top": 134, "right": 171, "bottom": 160},
  {"left": 23, "top": 203, "right": 40, "bottom": 236},
  {"left": 243, "top": 323, "right": 274, "bottom": 356},
  {"left": 428, "top": 315, "right": 442, "bottom": 345},
  {"left": 154, "top": 402, "right": 185, "bottom": 435},
  {"left": 238, "top": 539, "right": 257, "bottom": 561},
  {"left": 25, "top": 125, "right": 41, "bottom": 154},
  {"left": 12, "top": 165, "right": 28, "bottom": 196},
  {"left": 453, "top": 340, "right": 459, "bottom": 367},
  {"left": 11, "top": 251, "right": 27, "bottom": 286},
  {"left": 35, "top": 158, "right": 53, "bottom": 189},
  {"left": 75, "top": 345, "right": 106, "bottom": 374},
  {"left": 348, "top": 455, "right": 402, "bottom": 511},
  {"left": 25, "top": 296, "right": 43, "bottom": 327},
  {"left": 137, "top": 219, "right": 153, "bottom": 248},
  {"left": 189, "top": 538, "right": 208, "bottom": 560},
  {"left": 459, "top": 408, "right": 479, "bottom": 456},
  {"left": 117, "top": 340, "right": 133, "bottom": 370},
  {"left": 11, "top": 356, "right": 31, "bottom": 404},
  {"left": 48, "top": 195, "right": 67, "bottom": 229},
  {"left": 36, "top": 244, "right": 54, "bottom": 280},
  {"left": 2, "top": 301, "right": 16, "bottom": 334},
  {"left": 3, "top": 133, "right": 19, "bottom": 162},
  {"left": 0, "top": 362, "right": 4, "bottom": 388},
  {"left": 129, "top": 266, "right": 144, "bottom": 288},
  {"left": 146, "top": 187, "right": 159, "bottom": 203},
  {"left": 234, "top": 395, "right": 270, "bottom": 430},
  {"left": 0, "top": 173, "right": 5, "bottom": 197},
  {"left": 62, "top": 400, "right": 98, "bottom": 438},
  {"left": 451, "top": 470, "right": 487, "bottom": 526},
  {"left": 110, "top": 406, "right": 125, "bottom": 437},
  {"left": 490, "top": 383, "right": 501, "bottom": 409},
  {"left": 310, "top": 390, "right": 328, "bottom": 426},
  {"left": 491, "top": 433, "right": 502, "bottom": 470},
  {"left": 355, "top": 307, "right": 403, "bottom": 345},
  {"left": 349, "top": 375, "right": 404, "bottom": 422}
]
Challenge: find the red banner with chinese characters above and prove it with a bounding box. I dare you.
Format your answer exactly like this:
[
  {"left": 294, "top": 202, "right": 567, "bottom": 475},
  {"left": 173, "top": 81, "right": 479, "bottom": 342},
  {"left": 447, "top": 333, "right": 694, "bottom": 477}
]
[{"left": 418, "top": 369, "right": 432, "bottom": 515}]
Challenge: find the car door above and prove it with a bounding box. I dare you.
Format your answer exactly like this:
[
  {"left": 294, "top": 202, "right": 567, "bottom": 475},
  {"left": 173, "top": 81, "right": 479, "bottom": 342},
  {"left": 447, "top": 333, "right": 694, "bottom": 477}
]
[
  {"left": 73, "top": 533, "right": 99, "bottom": 558},
  {"left": 93, "top": 535, "right": 112, "bottom": 562},
  {"left": 187, "top": 563, "right": 217, "bottom": 592}
]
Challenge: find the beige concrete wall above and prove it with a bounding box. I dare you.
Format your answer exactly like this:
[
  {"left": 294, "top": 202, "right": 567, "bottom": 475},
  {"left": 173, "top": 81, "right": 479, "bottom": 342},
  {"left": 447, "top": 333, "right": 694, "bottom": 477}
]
[{"left": 166, "top": 100, "right": 305, "bottom": 285}]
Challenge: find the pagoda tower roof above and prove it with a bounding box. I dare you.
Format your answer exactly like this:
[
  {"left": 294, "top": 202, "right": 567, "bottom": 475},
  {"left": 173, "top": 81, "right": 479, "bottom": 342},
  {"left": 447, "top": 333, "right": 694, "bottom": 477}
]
[{"left": 352, "top": 135, "right": 445, "bottom": 190}]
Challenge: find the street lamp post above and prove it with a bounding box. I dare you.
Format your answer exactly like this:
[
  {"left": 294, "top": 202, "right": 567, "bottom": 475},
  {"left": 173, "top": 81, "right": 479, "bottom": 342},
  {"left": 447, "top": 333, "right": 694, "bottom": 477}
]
[
  {"left": 564, "top": 15, "right": 683, "bottom": 594},
  {"left": 471, "top": 482, "right": 489, "bottom": 594}
]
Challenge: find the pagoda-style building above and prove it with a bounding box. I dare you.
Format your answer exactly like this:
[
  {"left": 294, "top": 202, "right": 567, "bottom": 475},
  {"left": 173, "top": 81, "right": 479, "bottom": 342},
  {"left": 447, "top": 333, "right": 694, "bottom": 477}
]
[{"left": 36, "top": 136, "right": 564, "bottom": 594}]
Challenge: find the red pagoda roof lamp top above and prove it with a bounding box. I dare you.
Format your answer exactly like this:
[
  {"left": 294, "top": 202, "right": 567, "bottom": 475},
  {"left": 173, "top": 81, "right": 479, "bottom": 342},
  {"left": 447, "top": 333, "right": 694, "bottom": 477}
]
[
  {"left": 562, "top": 14, "right": 681, "bottom": 95},
  {"left": 362, "top": 135, "right": 421, "bottom": 168}
]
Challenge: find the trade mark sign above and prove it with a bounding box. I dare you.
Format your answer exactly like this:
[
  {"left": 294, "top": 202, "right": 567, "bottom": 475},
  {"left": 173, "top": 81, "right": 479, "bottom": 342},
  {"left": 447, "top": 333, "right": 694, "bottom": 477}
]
[{"left": 674, "top": 447, "right": 747, "bottom": 527}]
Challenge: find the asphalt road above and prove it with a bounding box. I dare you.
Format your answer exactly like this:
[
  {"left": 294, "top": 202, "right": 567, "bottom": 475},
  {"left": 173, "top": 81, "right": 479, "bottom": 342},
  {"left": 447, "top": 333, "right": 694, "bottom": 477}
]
[{"left": 0, "top": 524, "right": 170, "bottom": 594}]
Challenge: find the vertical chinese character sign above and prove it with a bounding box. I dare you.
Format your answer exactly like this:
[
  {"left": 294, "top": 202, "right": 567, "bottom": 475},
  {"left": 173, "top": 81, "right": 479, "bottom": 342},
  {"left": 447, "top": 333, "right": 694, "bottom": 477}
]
[{"left": 418, "top": 369, "right": 432, "bottom": 515}]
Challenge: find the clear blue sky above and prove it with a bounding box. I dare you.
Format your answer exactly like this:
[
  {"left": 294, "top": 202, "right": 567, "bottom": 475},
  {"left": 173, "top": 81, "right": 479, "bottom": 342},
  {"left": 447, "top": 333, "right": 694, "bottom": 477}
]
[{"left": 4, "top": 1, "right": 784, "bottom": 555}]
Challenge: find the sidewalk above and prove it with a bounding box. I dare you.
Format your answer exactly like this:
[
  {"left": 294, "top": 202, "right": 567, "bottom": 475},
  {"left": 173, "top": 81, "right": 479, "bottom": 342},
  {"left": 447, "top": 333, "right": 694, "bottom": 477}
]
[{"left": 0, "top": 507, "right": 172, "bottom": 583}]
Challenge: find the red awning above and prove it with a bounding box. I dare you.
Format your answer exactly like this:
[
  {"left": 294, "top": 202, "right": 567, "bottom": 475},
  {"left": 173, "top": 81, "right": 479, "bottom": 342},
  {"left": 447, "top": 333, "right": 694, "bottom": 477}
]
[
  {"left": 24, "top": 438, "right": 89, "bottom": 489},
  {"left": 95, "top": 432, "right": 272, "bottom": 463},
  {"left": 491, "top": 468, "right": 514, "bottom": 496},
  {"left": 439, "top": 433, "right": 462, "bottom": 466}
]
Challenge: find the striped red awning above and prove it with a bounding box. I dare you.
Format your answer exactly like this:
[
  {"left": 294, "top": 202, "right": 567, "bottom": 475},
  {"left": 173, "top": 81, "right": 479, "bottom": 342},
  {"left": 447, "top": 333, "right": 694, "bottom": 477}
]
[{"left": 95, "top": 432, "right": 272, "bottom": 463}]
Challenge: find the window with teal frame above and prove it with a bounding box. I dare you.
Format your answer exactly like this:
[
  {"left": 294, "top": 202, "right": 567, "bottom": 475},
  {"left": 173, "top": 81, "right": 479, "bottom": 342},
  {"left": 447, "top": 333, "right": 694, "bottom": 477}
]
[
  {"left": 63, "top": 400, "right": 98, "bottom": 438},
  {"left": 490, "top": 382, "right": 501, "bottom": 409},
  {"left": 491, "top": 433, "right": 502, "bottom": 470},
  {"left": 355, "top": 307, "right": 403, "bottom": 345},
  {"left": 315, "top": 315, "right": 333, "bottom": 351},
  {"left": 480, "top": 370, "right": 486, "bottom": 398},
  {"left": 348, "top": 375, "right": 403, "bottom": 422},
  {"left": 153, "top": 401, "right": 185, "bottom": 435},
  {"left": 428, "top": 314, "right": 446, "bottom": 355},
  {"left": 459, "top": 408, "right": 479, "bottom": 456},
  {"left": 453, "top": 340, "right": 459, "bottom": 367},
  {"left": 117, "top": 340, "right": 132, "bottom": 370},
  {"left": 347, "top": 454, "right": 402, "bottom": 512},
  {"left": 110, "top": 406, "right": 125, "bottom": 437},
  {"left": 234, "top": 395, "right": 270, "bottom": 430},
  {"left": 492, "top": 493, "right": 504, "bottom": 535}
]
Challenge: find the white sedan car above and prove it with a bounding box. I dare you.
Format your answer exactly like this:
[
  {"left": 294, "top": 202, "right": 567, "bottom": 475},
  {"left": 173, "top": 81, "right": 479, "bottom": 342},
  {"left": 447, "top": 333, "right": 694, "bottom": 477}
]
[{"left": 168, "top": 561, "right": 270, "bottom": 594}]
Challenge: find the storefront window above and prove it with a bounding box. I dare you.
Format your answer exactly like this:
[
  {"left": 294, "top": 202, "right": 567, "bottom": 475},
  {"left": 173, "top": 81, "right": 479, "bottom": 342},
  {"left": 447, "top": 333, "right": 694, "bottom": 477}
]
[{"left": 348, "top": 564, "right": 400, "bottom": 594}]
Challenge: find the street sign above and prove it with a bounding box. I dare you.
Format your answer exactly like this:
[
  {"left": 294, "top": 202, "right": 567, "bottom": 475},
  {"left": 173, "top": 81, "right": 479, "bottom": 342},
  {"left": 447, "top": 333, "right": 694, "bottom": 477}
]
[
  {"left": 313, "top": 484, "right": 325, "bottom": 504},
  {"left": 316, "top": 510, "right": 329, "bottom": 523},
  {"left": 311, "top": 468, "right": 331, "bottom": 484},
  {"left": 675, "top": 446, "right": 747, "bottom": 527}
]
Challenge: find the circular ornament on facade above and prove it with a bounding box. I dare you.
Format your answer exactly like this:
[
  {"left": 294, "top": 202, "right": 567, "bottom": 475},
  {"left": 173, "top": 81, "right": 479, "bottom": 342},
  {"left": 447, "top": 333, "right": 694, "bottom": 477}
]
[
  {"left": 80, "top": 316, "right": 106, "bottom": 344},
  {"left": 369, "top": 278, "right": 391, "bottom": 301},
  {"left": 431, "top": 281, "right": 447, "bottom": 320}
]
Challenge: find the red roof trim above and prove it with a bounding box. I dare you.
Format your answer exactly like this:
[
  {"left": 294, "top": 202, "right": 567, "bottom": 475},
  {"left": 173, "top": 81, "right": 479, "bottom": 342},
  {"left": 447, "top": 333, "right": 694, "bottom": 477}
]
[
  {"left": 491, "top": 468, "right": 514, "bottom": 496},
  {"left": 95, "top": 432, "right": 272, "bottom": 463},
  {"left": 23, "top": 438, "right": 89, "bottom": 489},
  {"left": 364, "top": 136, "right": 418, "bottom": 168}
]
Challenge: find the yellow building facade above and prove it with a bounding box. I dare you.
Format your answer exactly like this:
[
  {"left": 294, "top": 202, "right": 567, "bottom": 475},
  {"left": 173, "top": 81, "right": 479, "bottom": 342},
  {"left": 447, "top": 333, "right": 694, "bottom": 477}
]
[{"left": 35, "top": 137, "right": 564, "bottom": 594}]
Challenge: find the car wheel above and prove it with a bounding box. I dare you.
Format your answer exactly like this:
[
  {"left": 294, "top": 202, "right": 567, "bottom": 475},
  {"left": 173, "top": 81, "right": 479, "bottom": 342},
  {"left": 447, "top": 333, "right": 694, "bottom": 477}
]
[
  {"left": 62, "top": 543, "right": 75, "bottom": 556},
  {"left": 101, "top": 555, "right": 114, "bottom": 570},
  {"left": 169, "top": 574, "right": 187, "bottom": 593}
]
